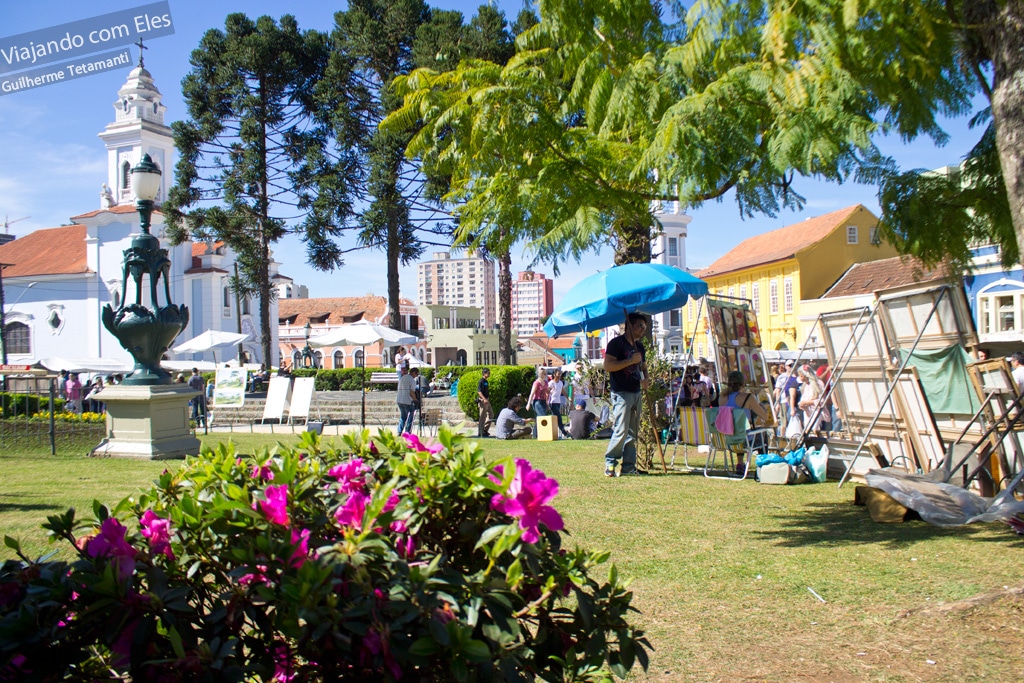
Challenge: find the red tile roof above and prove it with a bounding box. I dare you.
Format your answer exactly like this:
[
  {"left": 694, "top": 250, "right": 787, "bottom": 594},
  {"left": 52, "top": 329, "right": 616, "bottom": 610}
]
[
  {"left": 278, "top": 296, "right": 387, "bottom": 325},
  {"left": 823, "top": 256, "right": 949, "bottom": 298},
  {"left": 0, "top": 225, "right": 91, "bottom": 277},
  {"left": 696, "top": 205, "right": 867, "bottom": 278},
  {"left": 70, "top": 204, "right": 161, "bottom": 220}
]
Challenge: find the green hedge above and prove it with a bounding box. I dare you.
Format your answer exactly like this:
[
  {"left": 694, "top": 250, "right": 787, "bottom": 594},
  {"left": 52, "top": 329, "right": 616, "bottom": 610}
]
[
  {"left": 456, "top": 366, "right": 537, "bottom": 421},
  {"left": 0, "top": 392, "right": 66, "bottom": 418}
]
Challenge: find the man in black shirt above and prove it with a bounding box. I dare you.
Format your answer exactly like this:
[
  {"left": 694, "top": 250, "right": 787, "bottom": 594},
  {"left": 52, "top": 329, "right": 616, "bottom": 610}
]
[
  {"left": 602, "top": 312, "right": 649, "bottom": 476},
  {"left": 477, "top": 368, "right": 493, "bottom": 437},
  {"left": 568, "top": 399, "right": 598, "bottom": 440}
]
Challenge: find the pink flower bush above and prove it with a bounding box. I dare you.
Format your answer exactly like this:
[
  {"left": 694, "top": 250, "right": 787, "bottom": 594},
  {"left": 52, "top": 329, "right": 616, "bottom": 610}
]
[
  {"left": 84, "top": 518, "right": 137, "bottom": 582},
  {"left": 139, "top": 510, "right": 174, "bottom": 560},
  {"left": 255, "top": 485, "right": 290, "bottom": 526},
  {"left": 491, "top": 459, "right": 565, "bottom": 543},
  {"left": 335, "top": 492, "right": 369, "bottom": 530},
  {"left": 289, "top": 528, "right": 310, "bottom": 569},
  {"left": 251, "top": 464, "right": 274, "bottom": 481},
  {"left": 272, "top": 643, "right": 296, "bottom": 683},
  {"left": 328, "top": 458, "right": 368, "bottom": 494},
  {"left": 402, "top": 433, "right": 443, "bottom": 454}
]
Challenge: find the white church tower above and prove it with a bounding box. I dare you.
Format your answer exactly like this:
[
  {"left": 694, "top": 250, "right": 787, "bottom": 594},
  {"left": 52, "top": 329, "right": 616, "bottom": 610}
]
[
  {"left": 651, "top": 200, "right": 693, "bottom": 358},
  {"left": 97, "top": 51, "right": 174, "bottom": 208}
]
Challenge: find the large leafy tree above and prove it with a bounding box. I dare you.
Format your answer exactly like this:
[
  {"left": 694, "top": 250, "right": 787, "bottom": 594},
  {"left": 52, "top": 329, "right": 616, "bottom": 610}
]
[
  {"left": 166, "top": 14, "right": 363, "bottom": 366},
  {"left": 330, "top": 0, "right": 432, "bottom": 333},
  {"left": 652, "top": 0, "right": 1023, "bottom": 271}
]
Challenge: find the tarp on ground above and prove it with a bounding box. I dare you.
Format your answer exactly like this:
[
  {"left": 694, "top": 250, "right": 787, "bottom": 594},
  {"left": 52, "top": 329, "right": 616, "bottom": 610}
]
[{"left": 898, "top": 344, "right": 981, "bottom": 415}]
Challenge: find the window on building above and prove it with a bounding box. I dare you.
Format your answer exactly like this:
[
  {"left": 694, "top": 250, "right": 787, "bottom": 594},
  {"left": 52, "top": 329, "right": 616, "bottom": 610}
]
[
  {"left": 783, "top": 277, "right": 793, "bottom": 313},
  {"left": 670, "top": 309, "right": 681, "bottom": 326},
  {"left": 687, "top": 300, "right": 694, "bottom": 321},
  {"left": 739, "top": 285, "right": 746, "bottom": 302},
  {"left": 752, "top": 282, "right": 760, "bottom": 313},
  {"left": 122, "top": 160, "right": 132, "bottom": 190},
  {"left": 333, "top": 350, "right": 345, "bottom": 368},
  {"left": 728, "top": 286, "right": 735, "bottom": 298},
  {"left": 697, "top": 342, "right": 704, "bottom": 359},
  {"left": 4, "top": 322, "right": 30, "bottom": 355},
  {"left": 292, "top": 350, "right": 301, "bottom": 367},
  {"left": 354, "top": 350, "right": 364, "bottom": 367},
  {"left": 241, "top": 297, "right": 250, "bottom": 315},
  {"left": 847, "top": 225, "right": 858, "bottom": 244},
  {"left": 223, "top": 287, "right": 231, "bottom": 316},
  {"left": 978, "top": 292, "right": 1024, "bottom": 334},
  {"left": 668, "top": 237, "right": 678, "bottom": 257},
  {"left": 769, "top": 280, "right": 779, "bottom": 314},
  {"left": 869, "top": 226, "right": 879, "bottom": 244}
]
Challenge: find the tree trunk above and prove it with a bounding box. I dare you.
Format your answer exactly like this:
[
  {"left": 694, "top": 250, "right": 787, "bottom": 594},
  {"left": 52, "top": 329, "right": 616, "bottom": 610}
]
[
  {"left": 613, "top": 217, "right": 653, "bottom": 265},
  {"left": 387, "top": 215, "right": 401, "bottom": 332},
  {"left": 259, "top": 236, "right": 272, "bottom": 368},
  {"left": 498, "top": 248, "right": 513, "bottom": 364},
  {"left": 976, "top": 2, "right": 1024, "bottom": 266}
]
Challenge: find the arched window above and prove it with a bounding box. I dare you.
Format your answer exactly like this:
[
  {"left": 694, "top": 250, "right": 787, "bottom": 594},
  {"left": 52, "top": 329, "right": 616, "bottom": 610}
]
[
  {"left": 4, "top": 322, "right": 30, "bottom": 355},
  {"left": 122, "top": 160, "right": 132, "bottom": 190},
  {"left": 241, "top": 297, "right": 250, "bottom": 315},
  {"left": 354, "top": 349, "right": 364, "bottom": 367},
  {"left": 292, "top": 350, "right": 302, "bottom": 367},
  {"left": 333, "top": 350, "right": 345, "bottom": 368},
  {"left": 418, "top": 348, "right": 424, "bottom": 361},
  {"left": 381, "top": 350, "right": 390, "bottom": 367},
  {"left": 314, "top": 351, "right": 323, "bottom": 369},
  {"left": 122, "top": 98, "right": 130, "bottom": 113}
]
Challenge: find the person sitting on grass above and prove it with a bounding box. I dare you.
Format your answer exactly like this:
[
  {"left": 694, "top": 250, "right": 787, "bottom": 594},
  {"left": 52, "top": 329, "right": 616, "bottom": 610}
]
[
  {"left": 568, "top": 399, "right": 598, "bottom": 440},
  {"left": 496, "top": 396, "right": 533, "bottom": 440}
]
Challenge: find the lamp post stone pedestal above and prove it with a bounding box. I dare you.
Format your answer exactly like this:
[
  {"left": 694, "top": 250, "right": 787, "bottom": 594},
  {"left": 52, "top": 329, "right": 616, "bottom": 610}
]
[
  {"left": 90, "top": 154, "right": 199, "bottom": 459},
  {"left": 91, "top": 384, "right": 199, "bottom": 459}
]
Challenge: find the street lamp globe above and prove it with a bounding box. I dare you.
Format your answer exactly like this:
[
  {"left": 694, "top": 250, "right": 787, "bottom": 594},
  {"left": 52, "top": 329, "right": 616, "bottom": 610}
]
[{"left": 131, "top": 154, "right": 162, "bottom": 202}]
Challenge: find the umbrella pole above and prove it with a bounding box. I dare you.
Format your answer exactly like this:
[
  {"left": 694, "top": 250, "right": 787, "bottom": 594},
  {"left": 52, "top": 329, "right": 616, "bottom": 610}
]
[{"left": 360, "top": 345, "right": 366, "bottom": 429}]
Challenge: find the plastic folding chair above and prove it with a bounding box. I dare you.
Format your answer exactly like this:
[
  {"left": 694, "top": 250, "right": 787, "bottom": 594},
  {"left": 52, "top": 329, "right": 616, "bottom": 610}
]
[{"left": 704, "top": 407, "right": 776, "bottom": 480}]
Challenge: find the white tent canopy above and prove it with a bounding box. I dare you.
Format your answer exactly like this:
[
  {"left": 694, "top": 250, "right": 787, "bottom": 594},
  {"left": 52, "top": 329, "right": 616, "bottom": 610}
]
[
  {"left": 37, "top": 357, "right": 132, "bottom": 374},
  {"left": 172, "top": 330, "right": 250, "bottom": 355},
  {"left": 307, "top": 321, "right": 417, "bottom": 348}
]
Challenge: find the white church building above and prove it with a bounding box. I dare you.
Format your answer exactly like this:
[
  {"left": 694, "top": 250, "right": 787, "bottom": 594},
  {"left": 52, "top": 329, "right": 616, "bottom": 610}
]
[{"left": 0, "top": 61, "right": 280, "bottom": 369}]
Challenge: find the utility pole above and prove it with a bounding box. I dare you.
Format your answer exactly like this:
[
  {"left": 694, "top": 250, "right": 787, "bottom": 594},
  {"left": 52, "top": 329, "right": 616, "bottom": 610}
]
[
  {"left": 233, "top": 263, "right": 245, "bottom": 365},
  {"left": 0, "top": 262, "right": 10, "bottom": 366}
]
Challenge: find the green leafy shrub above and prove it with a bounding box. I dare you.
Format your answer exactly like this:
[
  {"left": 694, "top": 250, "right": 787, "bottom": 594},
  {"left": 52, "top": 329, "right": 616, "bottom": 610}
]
[
  {"left": 457, "top": 366, "right": 536, "bottom": 421},
  {"left": 0, "top": 392, "right": 65, "bottom": 418},
  {"left": 0, "top": 430, "right": 648, "bottom": 681}
]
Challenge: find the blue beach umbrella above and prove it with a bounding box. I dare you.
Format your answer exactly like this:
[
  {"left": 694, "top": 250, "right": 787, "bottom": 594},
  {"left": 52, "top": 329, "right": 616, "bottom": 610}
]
[{"left": 543, "top": 263, "right": 708, "bottom": 337}]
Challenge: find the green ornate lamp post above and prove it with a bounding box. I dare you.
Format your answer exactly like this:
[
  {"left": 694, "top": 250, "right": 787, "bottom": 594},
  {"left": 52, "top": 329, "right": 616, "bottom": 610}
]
[{"left": 101, "top": 153, "right": 189, "bottom": 385}]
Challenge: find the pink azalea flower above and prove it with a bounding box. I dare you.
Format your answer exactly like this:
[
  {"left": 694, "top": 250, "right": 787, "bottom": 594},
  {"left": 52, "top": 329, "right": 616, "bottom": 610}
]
[
  {"left": 383, "top": 491, "right": 400, "bottom": 514},
  {"left": 359, "top": 626, "right": 401, "bottom": 680},
  {"left": 402, "top": 433, "right": 443, "bottom": 454},
  {"left": 139, "top": 510, "right": 174, "bottom": 560},
  {"left": 254, "top": 485, "right": 290, "bottom": 526},
  {"left": 328, "top": 458, "right": 368, "bottom": 494},
  {"left": 335, "top": 492, "right": 369, "bottom": 530},
  {"left": 239, "top": 563, "right": 269, "bottom": 586},
  {"left": 251, "top": 463, "right": 273, "bottom": 481},
  {"left": 84, "top": 518, "right": 137, "bottom": 582},
  {"left": 490, "top": 459, "right": 564, "bottom": 544},
  {"left": 290, "top": 528, "right": 310, "bottom": 568},
  {"left": 273, "top": 643, "right": 296, "bottom": 682},
  {"left": 368, "top": 440, "right": 379, "bottom": 455}
]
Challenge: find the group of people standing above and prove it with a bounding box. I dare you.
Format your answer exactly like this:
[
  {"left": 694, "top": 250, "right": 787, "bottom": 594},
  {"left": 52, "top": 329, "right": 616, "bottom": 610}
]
[
  {"left": 57, "top": 370, "right": 124, "bottom": 415},
  {"left": 772, "top": 360, "right": 836, "bottom": 438}
]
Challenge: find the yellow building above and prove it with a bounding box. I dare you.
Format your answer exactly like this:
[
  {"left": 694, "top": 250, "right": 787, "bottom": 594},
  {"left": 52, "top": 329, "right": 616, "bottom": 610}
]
[{"left": 682, "top": 205, "right": 898, "bottom": 355}]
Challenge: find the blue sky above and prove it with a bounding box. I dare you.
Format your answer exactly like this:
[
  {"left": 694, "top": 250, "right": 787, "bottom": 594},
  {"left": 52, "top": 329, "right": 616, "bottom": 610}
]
[{"left": 0, "top": 0, "right": 984, "bottom": 304}]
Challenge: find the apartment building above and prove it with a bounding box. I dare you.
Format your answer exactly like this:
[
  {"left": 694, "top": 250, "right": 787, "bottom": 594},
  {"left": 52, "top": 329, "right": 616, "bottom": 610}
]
[
  {"left": 416, "top": 252, "right": 497, "bottom": 328},
  {"left": 511, "top": 271, "right": 553, "bottom": 337}
]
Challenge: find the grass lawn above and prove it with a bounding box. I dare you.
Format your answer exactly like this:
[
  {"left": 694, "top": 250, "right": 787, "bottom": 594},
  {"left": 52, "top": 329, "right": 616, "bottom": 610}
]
[{"left": 2, "top": 434, "right": 1023, "bottom": 682}]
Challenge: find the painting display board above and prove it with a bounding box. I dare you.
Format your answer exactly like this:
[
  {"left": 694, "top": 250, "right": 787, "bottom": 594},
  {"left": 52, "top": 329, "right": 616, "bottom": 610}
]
[
  {"left": 260, "top": 377, "right": 292, "bottom": 424},
  {"left": 288, "top": 377, "right": 316, "bottom": 425},
  {"left": 212, "top": 368, "right": 247, "bottom": 408},
  {"left": 706, "top": 298, "right": 770, "bottom": 402}
]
